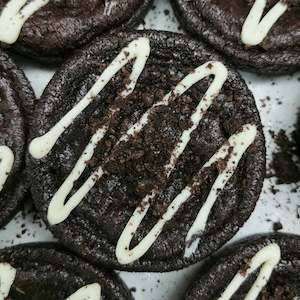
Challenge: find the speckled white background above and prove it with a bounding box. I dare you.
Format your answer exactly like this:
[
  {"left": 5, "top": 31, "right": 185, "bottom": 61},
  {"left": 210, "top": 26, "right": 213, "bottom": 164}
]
[{"left": 0, "top": 1, "right": 299, "bottom": 299}]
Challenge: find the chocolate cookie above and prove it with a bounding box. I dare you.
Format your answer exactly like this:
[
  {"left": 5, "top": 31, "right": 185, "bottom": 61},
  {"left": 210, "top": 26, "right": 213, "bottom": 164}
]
[
  {"left": 0, "top": 49, "right": 35, "bottom": 227},
  {"left": 172, "top": 0, "right": 300, "bottom": 74},
  {"left": 185, "top": 234, "right": 300, "bottom": 299},
  {"left": 0, "top": 243, "right": 132, "bottom": 299},
  {"left": 29, "top": 31, "right": 265, "bottom": 271},
  {"left": 0, "top": 0, "right": 152, "bottom": 62}
]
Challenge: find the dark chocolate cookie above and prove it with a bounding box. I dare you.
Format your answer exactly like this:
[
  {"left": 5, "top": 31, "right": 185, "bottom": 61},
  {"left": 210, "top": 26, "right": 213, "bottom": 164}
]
[
  {"left": 0, "top": 0, "right": 152, "bottom": 62},
  {"left": 0, "top": 49, "right": 35, "bottom": 227},
  {"left": 0, "top": 243, "right": 132, "bottom": 299},
  {"left": 29, "top": 31, "right": 265, "bottom": 271},
  {"left": 185, "top": 234, "right": 300, "bottom": 299},
  {"left": 172, "top": 0, "right": 300, "bottom": 74}
]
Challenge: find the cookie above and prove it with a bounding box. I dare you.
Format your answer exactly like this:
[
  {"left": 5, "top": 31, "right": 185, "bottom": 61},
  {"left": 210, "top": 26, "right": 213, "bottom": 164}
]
[
  {"left": 172, "top": 0, "right": 300, "bottom": 74},
  {"left": 29, "top": 31, "right": 265, "bottom": 271},
  {"left": 0, "top": 49, "right": 35, "bottom": 227},
  {"left": 0, "top": 243, "right": 132, "bottom": 299},
  {"left": 185, "top": 234, "right": 300, "bottom": 299},
  {"left": 0, "top": 0, "right": 152, "bottom": 62}
]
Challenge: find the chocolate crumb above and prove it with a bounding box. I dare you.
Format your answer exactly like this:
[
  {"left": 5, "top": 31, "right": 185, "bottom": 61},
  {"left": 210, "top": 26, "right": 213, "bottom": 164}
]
[
  {"left": 239, "top": 258, "right": 251, "bottom": 277},
  {"left": 273, "top": 222, "right": 283, "bottom": 232},
  {"left": 269, "top": 130, "right": 300, "bottom": 184},
  {"left": 163, "top": 9, "right": 170, "bottom": 16}
]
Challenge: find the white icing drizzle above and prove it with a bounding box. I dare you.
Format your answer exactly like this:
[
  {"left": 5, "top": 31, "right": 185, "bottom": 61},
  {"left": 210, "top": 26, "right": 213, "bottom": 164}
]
[
  {"left": 33, "top": 38, "right": 150, "bottom": 225},
  {"left": 241, "top": 0, "right": 288, "bottom": 46},
  {"left": 116, "top": 124, "right": 257, "bottom": 264},
  {"left": 0, "top": 0, "right": 49, "bottom": 44},
  {"left": 217, "top": 243, "right": 281, "bottom": 300},
  {"left": 0, "top": 263, "right": 101, "bottom": 300},
  {"left": 0, "top": 263, "right": 16, "bottom": 300},
  {"left": 66, "top": 283, "right": 101, "bottom": 300},
  {"left": 0, "top": 146, "right": 14, "bottom": 193},
  {"left": 184, "top": 124, "right": 257, "bottom": 257},
  {"left": 42, "top": 59, "right": 227, "bottom": 228}
]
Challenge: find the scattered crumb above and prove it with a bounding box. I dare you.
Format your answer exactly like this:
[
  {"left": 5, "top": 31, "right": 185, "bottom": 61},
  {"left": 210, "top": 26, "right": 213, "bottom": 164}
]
[
  {"left": 269, "top": 129, "right": 300, "bottom": 184},
  {"left": 273, "top": 222, "right": 283, "bottom": 232}
]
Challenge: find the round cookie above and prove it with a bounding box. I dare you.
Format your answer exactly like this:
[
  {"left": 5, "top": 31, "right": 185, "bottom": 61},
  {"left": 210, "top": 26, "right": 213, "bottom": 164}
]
[
  {"left": 0, "top": 49, "right": 35, "bottom": 227},
  {"left": 0, "top": 243, "right": 132, "bottom": 299},
  {"left": 29, "top": 31, "right": 265, "bottom": 271},
  {"left": 172, "top": 0, "right": 300, "bottom": 74},
  {"left": 185, "top": 234, "right": 300, "bottom": 299},
  {"left": 0, "top": 0, "right": 152, "bottom": 62}
]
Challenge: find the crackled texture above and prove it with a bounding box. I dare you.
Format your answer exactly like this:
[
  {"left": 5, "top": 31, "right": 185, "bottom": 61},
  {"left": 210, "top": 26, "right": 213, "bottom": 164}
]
[
  {"left": 0, "top": 244, "right": 132, "bottom": 299},
  {"left": 30, "top": 31, "right": 266, "bottom": 271},
  {"left": 0, "top": 49, "right": 34, "bottom": 228},
  {"left": 185, "top": 234, "right": 300, "bottom": 299},
  {"left": 0, "top": 0, "right": 152, "bottom": 62},
  {"left": 172, "top": 0, "right": 300, "bottom": 74}
]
